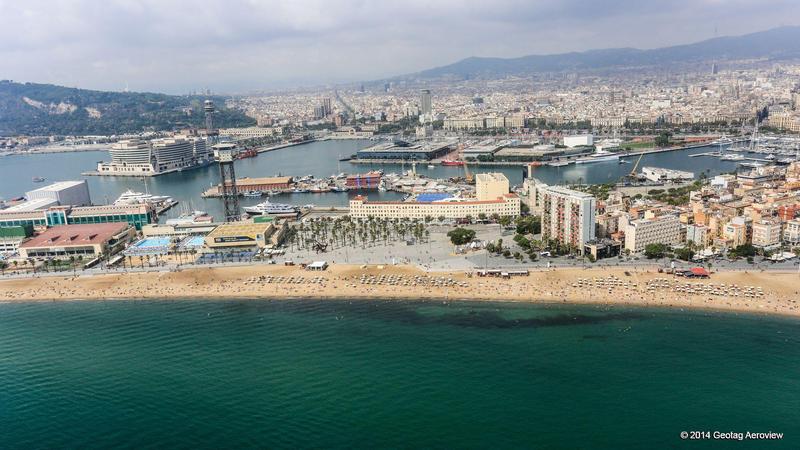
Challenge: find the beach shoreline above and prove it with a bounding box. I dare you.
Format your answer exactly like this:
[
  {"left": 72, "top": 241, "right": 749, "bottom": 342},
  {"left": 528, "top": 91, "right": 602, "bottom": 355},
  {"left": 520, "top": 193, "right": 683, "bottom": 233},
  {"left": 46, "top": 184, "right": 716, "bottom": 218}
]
[{"left": 2, "top": 264, "right": 799, "bottom": 318}]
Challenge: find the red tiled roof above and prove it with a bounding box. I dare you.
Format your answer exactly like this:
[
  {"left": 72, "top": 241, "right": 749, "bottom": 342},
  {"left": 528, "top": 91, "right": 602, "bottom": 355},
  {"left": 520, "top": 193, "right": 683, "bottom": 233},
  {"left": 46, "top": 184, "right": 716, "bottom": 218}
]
[{"left": 21, "top": 223, "right": 130, "bottom": 248}]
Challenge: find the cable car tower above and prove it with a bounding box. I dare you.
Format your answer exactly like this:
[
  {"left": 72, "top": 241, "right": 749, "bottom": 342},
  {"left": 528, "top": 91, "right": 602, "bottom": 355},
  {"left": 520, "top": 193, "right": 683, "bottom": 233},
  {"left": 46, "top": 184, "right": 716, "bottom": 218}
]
[{"left": 216, "top": 143, "right": 240, "bottom": 222}]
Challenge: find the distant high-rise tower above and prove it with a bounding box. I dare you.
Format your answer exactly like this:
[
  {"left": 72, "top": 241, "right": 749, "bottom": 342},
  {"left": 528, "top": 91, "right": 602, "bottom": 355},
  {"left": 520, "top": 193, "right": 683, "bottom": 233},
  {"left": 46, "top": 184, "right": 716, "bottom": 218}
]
[
  {"left": 215, "top": 143, "right": 240, "bottom": 222},
  {"left": 204, "top": 99, "right": 217, "bottom": 135},
  {"left": 322, "top": 98, "right": 332, "bottom": 116},
  {"left": 420, "top": 89, "right": 432, "bottom": 117},
  {"left": 711, "top": 63, "right": 718, "bottom": 75}
]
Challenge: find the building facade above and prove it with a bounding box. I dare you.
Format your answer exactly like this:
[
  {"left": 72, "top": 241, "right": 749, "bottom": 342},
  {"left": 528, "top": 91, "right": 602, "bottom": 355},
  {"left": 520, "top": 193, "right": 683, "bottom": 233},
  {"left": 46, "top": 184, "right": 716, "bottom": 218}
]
[
  {"left": 624, "top": 215, "right": 681, "bottom": 253},
  {"left": 349, "top": 195, "right": 520, "bottom": 220},
  {"left": 0, "top": 204, "right": 155, "bottom": 230},
  {"left": 26, "top": 180, "right": 91, "bottom": 207},
  {"left": 751, "top": 220, "right": 782, "bottom": 249},
  {"left": 540, "top": 186, "right": 597, "bottom": 253},
  {"left": 0, "top": 224, "right": 33, "bottom": 253},
  {"left": 18, "top": 223, "right": 135, "bottom": 259}
]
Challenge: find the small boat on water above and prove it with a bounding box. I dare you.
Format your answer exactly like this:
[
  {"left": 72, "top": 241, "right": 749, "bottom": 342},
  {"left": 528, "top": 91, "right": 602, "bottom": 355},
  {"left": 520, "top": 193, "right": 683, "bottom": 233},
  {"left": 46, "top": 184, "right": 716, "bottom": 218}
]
[
  {"left": 32, "top": 176, "right": 46, "bottom": 183},
  {"left": 292, "top": 188, "right": 310, "bottom": 194},
  {"left": 243, "top": 190, "right": 262, "bottom": 198}
]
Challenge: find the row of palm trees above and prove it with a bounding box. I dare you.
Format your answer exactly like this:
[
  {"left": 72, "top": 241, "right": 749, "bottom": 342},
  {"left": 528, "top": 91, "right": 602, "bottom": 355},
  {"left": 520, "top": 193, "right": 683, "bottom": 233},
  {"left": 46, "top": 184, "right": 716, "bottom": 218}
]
[{"left": 287, "top": 216, "right": 432, "bottom": 252}]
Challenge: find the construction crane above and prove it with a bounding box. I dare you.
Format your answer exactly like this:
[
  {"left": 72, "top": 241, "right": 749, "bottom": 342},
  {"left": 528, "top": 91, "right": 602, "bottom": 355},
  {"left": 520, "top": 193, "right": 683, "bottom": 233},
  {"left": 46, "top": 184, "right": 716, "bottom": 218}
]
[{"left": 463, "top": 161, "right": 474, "bottom": 184}]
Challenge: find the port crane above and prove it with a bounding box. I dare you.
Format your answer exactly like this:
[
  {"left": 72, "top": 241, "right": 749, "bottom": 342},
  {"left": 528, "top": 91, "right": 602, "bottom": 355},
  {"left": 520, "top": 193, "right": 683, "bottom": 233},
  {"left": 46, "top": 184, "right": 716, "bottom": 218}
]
[
  {"left": 620, "top": 152, "right": 645, "bottom": 185},
  {"left": 463, "top": 161, "right": 474, "bottom": 184}
]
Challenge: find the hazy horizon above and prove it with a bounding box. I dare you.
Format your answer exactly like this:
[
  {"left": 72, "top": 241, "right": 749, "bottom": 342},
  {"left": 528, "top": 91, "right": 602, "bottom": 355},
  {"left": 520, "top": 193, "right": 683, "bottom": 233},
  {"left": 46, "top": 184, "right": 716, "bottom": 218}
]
[{"left": 1, "top": 0, "right": 799, "bottom": 94}]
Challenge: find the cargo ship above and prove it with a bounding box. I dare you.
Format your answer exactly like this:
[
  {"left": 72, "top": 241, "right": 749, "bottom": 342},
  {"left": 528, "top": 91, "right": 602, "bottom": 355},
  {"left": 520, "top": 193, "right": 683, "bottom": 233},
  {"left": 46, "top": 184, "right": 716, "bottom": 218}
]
[{"left": 237, "top": 148, "right": 258, "bottom": 159}]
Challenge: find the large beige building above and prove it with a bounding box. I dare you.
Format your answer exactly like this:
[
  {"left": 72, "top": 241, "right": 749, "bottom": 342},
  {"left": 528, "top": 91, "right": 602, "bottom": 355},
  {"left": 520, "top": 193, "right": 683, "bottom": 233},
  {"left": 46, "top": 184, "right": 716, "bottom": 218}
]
[
  {"left": 475, "top": 173, "right": 510, "bottom": 201},
  {"left": 349, "top": 172, "right": 520, "bottom": 219},
  {"left": 624, "top": 215, "right": 680, "bottom": 253},
  {"left": 751, "top": 220, "right": 782, "bottom": 249}
]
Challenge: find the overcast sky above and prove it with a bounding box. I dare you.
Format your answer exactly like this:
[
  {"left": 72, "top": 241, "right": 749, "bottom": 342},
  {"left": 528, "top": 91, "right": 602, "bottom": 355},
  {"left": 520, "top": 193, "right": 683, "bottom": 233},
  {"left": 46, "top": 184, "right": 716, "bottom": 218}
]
[{"left": 0, "top": 0, "right": 798, "bottom": 94}]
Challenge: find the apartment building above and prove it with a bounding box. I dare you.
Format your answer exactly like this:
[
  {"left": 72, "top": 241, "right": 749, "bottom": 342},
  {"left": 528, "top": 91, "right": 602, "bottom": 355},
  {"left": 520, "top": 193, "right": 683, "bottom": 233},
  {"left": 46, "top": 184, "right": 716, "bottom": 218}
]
[
  {"left": 784, "top": 219, "right": 800, "bottom": 246},
  {"left": 540, "top": 186, "right": 596, "bottom": 253},
  {"left": 624, "top": 215, "right": 680, "bottom": 253},
  {"left": 751, "top": 220, "right": 783, "bottom": 249}
]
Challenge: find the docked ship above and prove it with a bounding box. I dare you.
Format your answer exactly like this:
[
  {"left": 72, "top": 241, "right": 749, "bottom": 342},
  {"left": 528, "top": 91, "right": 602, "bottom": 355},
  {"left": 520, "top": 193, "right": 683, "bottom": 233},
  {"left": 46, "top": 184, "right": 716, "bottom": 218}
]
[
  {"left": 720, "top": 154, "right": 745, "bottom": 161},
  {"left": 237, "top": 148, "right": 258, "bottom": 159},
  {"left": 710, "top": 136, "right": 734, "bottom": 146},
  {"left": 243, "top": 190, "right": 263, "bottom": 198},
  {"left": 441, "top": 159, "right": 464, "bottom": 166},
  {"left": 244, "top": 200, "right": 300, "bottom": 216},
  {"left": 114, "top": 189, "right": 173, "bottom": 206},
  {"left": 308, "top": 183, "right": 331, "bottom": 193},
  {"left": 575, "top": 150, "right": 620, "bottom": 164}
]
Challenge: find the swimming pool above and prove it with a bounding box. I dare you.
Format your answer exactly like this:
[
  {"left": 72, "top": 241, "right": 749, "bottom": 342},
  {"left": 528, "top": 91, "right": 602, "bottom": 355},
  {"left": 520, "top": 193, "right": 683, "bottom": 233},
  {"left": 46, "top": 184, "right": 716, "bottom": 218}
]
[
  {"left": 183, "top": 236, "right": 205, "bottom": 248},
  {"left": 134, "top": 237, "right": 171, "bottom": 248}
]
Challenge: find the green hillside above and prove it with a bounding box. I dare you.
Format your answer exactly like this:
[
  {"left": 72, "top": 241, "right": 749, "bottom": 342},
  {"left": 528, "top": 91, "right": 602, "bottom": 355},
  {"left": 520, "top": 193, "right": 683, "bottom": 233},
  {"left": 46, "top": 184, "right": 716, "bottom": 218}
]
[{"left": 0, "top": 81, "right": 255, "bottom": 136}]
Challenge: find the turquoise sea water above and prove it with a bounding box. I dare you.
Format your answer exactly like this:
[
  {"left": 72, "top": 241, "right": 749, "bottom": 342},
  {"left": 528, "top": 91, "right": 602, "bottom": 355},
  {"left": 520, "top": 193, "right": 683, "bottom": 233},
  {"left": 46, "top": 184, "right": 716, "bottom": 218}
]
[{"left": 1, "top": 299, "right": 798, "bottom": 449}]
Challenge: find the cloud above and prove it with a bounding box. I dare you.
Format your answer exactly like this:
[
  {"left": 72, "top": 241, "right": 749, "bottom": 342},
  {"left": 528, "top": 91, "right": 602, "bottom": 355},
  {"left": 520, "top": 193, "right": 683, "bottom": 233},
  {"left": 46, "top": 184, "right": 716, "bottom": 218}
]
[{"left": 0, "top": 0, "right": 797, "bottom": 93}]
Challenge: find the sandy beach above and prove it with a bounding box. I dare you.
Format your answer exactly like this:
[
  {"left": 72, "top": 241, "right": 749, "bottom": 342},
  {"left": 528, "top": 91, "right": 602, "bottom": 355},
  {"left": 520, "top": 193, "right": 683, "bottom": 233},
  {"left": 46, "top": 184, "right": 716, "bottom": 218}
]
[{"left": 1, "top": 264, "right": 799, "bottom": 317}]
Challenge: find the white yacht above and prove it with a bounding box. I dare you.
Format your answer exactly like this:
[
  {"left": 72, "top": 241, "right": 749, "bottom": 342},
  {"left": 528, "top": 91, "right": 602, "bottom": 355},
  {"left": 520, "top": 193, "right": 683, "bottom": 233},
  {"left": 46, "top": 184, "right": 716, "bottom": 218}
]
[
  {"left": 244, "top": 200, "right": 300, "bottom": 215},
  {"left": 575, "top": 150, "right": 619, "bottom": 164},
  {"left": 114, "top": 189, "right": 173, "bottom": 206}
]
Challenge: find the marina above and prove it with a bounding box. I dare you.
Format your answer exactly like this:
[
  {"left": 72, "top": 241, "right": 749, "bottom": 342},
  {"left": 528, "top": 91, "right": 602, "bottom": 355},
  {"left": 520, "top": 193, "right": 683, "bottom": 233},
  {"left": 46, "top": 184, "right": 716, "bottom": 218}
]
[{"left": 0, "top": 138, "right": 794, "bottom": 222}]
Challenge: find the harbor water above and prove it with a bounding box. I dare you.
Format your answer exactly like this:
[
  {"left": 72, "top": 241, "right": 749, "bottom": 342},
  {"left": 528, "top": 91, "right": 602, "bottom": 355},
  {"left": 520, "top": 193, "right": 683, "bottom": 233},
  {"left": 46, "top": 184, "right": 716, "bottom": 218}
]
[{"left": 0, "top": 140, "right": 750, "bottom": 221}]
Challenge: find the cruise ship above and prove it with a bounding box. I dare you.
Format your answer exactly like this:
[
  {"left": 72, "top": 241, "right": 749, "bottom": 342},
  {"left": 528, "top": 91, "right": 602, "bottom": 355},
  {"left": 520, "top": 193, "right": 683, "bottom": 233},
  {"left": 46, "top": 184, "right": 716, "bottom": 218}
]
[
  {"left": 114, "top": 189, "right": 173, "bottom": 206},
  {"left": 243, "top": 200, "right": 300, "bottom": 216}
]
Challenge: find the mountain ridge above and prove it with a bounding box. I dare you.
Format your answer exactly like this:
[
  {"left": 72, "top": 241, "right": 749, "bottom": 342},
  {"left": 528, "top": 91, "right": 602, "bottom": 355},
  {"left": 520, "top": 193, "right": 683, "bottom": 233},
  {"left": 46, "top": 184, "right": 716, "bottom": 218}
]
[
  {"left": 408, "top": 26, "right": 800, "bottom": 79},
  {"left": 0, "top": 81, "right": 255, "bottom": 136}
]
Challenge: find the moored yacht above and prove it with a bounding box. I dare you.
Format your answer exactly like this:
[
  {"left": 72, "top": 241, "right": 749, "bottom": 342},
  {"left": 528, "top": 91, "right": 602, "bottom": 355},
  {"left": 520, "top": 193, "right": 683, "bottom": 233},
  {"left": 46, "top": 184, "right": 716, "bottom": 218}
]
[
  {"left": 114, "top": 189, "right": 173, "bottom": 206},
  {"left": 243, "top": 200, "right": 300, "bottom": 215}
]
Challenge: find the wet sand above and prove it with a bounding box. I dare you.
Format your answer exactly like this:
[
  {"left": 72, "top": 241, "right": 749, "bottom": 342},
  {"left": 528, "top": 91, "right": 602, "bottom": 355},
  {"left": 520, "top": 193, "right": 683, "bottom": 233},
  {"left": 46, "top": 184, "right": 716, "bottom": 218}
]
[{"left": 1, "top": 265, "right": 799, "bottom": 318}]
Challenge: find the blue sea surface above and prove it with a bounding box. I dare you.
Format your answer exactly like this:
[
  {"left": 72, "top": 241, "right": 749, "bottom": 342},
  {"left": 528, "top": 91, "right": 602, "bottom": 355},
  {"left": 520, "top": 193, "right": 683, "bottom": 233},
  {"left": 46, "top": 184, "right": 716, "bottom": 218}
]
[{"left": 0, "top": 299, "right": 798, "bottom": 449}]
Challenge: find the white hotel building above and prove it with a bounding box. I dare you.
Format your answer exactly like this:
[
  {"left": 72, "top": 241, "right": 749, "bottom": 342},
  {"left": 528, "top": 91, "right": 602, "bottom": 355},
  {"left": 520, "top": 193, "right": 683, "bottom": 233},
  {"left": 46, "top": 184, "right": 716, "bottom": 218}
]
[
  {"left": 624, "top": 215, "right": 681, "bottom": 253},
  {"left": 349, "top": 173, "right": 520, "bottom": 220}
]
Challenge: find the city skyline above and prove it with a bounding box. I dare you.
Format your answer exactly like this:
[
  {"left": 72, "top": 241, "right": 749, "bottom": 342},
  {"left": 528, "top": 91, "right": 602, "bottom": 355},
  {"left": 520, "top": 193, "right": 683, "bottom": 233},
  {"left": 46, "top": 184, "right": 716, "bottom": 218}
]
[{"left": 1, "top": 0, "right": 799, "bottom": 94}]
